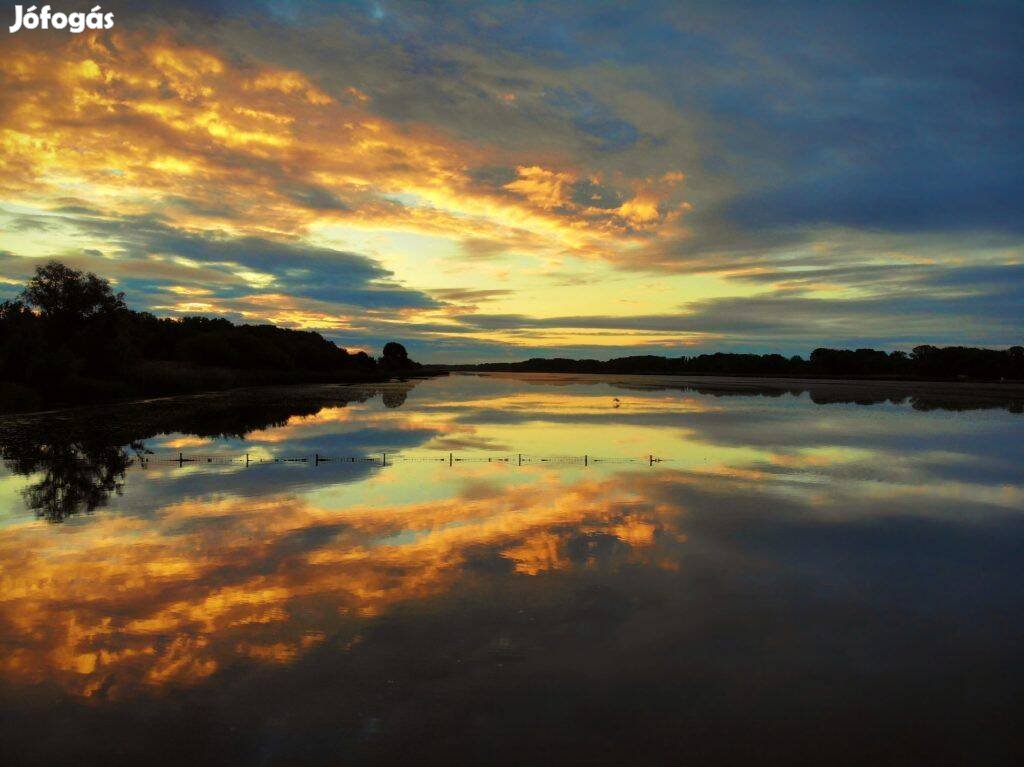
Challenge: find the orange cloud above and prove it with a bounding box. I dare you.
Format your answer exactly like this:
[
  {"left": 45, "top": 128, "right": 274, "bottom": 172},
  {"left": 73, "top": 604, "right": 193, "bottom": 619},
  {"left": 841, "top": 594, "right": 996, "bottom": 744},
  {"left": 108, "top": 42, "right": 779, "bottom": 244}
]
[
  {"left": 0, "top": 469, "right": 683, "bottom": 698},
  {"left": 0, "top": 30, "right": 689, "bottom": 263}
]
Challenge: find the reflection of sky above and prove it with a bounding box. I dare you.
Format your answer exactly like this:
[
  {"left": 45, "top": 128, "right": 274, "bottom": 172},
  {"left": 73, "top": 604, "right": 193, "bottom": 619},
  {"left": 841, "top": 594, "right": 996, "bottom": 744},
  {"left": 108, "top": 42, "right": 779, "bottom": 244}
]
[{"left": 1, "top": 374, "right": 1023, "bottom": 761}]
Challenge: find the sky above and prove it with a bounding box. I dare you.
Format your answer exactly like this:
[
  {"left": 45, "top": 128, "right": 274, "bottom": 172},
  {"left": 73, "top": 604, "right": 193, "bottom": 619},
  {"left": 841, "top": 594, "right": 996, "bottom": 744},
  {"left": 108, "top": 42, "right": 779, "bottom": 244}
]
[{"left": 0, "top": 0, "right": 1021, "bottom": 362}]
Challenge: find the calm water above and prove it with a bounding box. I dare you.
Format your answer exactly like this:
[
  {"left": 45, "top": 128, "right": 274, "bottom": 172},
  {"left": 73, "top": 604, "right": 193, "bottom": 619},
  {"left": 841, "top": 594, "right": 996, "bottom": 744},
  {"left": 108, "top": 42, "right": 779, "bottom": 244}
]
[{"left": 1, "top": 373, "right": 1022, "bottom": 765}]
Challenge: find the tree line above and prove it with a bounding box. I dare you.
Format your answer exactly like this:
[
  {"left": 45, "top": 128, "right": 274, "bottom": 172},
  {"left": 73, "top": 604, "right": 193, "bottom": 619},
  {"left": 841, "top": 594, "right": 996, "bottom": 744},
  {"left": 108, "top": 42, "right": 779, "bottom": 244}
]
[
  {"left": 0, "top": 261, "right": 421, "bottom": 411},
  {"left": 451, "top": 345, "right": 1024, "bottom": 381}
]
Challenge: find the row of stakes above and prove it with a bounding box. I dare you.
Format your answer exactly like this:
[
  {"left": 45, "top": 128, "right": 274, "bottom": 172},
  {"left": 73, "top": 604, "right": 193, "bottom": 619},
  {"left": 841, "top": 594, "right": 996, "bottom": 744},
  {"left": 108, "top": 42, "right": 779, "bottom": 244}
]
[{"left": 150, "top": 452, "right": 666, "bottom": 467}]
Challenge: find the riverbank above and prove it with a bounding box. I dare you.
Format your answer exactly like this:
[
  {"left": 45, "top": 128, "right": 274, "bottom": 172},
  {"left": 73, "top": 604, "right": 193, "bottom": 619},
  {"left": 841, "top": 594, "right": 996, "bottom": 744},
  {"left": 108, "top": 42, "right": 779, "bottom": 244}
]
[
  {"left": 0, "top": 364, "right": 445, "bottom": 415},
  {"left": 438, "top": 345, "right": 1024, "bottom": 382},
  {"left": 0, "top": 379, "right": 431, "bottom": 446}
]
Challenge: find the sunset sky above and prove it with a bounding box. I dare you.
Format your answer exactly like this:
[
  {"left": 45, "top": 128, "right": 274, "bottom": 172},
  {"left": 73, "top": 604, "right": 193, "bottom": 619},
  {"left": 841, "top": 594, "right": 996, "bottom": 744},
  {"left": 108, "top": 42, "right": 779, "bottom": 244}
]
[{"left": 1, "top": 1, "right": 1021, "bottom": 362}]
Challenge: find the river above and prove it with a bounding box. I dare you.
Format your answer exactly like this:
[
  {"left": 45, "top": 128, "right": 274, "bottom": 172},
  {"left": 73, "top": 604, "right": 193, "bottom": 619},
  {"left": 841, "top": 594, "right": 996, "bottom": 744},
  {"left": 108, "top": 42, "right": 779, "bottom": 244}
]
[{"left": 1, "top": 373, "right": 1021, "bottom": 765}]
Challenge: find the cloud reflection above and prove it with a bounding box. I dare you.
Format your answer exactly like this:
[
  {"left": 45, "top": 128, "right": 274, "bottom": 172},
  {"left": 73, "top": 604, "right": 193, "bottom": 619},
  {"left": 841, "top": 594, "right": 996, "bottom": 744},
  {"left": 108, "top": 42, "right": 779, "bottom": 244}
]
[{"left": 1, "top": 374, "right": 1021, "bottom": 703}]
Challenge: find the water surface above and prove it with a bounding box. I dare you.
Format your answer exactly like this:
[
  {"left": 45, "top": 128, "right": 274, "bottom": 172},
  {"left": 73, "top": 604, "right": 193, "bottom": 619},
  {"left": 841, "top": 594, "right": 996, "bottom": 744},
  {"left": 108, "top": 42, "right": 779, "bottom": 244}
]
[{"left": 1, "top": 373, "right": 1022, "bottom": 765}]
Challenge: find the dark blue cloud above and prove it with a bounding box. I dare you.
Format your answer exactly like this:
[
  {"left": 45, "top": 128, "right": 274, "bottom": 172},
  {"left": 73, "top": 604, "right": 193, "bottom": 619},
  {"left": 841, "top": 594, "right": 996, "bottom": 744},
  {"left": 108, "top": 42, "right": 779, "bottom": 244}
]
[
  {"left": 670, "top": 1, "right": 1024, "bottom": 235},
  {"left": 43, "top": 211, "right": 439, "bottom": 311},
  {"left": 541, "top": 89, "right": 640, "bottom": 151},
  {"left": 358, "top": 2, "right": 1021, "bottom": 235}
]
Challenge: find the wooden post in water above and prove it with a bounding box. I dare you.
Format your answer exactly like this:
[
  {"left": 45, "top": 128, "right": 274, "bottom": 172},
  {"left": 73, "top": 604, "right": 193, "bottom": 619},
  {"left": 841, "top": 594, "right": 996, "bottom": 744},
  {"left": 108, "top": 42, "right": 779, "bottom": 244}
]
[
  {"left": 649, "top": 454, "right": 654, "bottom": 466},
  {"left": 449, "top": 452, "right": 453, "bottom": 467},
  {"left": 382, "top": 452, "right": 387, "bottom": 467},
  {"left": 245, "top": 453, "right": 250, "bottom": 467},
  {"left": 178, "top": 452, "right": 184, "bottom": 467},
  {"left": 584, "top": 454, "right": 588, "bottom": 467}
]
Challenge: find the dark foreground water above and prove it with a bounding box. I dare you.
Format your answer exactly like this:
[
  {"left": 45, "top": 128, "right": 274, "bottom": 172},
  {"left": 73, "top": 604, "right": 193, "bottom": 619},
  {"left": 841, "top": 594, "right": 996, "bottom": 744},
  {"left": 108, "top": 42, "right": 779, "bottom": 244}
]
[{"left": 1, "top": 373, "right": 1022, "bottom": 766}]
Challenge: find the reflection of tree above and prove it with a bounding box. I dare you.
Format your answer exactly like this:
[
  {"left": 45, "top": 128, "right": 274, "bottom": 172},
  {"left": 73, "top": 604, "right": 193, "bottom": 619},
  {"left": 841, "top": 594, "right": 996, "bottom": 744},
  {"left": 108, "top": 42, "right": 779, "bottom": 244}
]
[
  {"left": 3, "top": 440, "right": 144, "bottom": 523},
  {"left": 0, "top": 380, "right": 423, "bottom": 521},
  {"left": 382, "top": 389, "right": 408, "bottom": 409}
]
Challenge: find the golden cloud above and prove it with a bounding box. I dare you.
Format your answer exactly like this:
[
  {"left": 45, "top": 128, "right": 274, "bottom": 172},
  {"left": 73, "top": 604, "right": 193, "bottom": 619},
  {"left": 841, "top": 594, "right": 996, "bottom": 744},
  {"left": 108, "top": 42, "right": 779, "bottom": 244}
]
[{"left": 0, "top": 30, "right": 689, "bottom": 264}]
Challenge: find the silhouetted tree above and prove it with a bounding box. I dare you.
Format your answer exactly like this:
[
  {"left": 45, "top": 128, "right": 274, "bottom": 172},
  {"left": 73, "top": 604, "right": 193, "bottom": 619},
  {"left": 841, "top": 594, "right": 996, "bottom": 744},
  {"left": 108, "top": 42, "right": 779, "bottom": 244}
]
[
  {"left": 382, "top": 341, "right": 409, "bottom": 364},
  {"left": 21, "top": 261, "right": 126, "bottom": 326},
  {"left": 0, "top": 262, "right": 425, "bottom": 411},
  {"left": 379, "top": 341, "right": 420, "bottom": 374}
]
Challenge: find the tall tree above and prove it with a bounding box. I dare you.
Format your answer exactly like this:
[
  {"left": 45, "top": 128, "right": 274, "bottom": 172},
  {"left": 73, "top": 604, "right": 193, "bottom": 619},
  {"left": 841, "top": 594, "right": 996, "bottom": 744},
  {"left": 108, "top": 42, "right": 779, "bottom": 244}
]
[{"left": 20, "top": 261, "right": 126, "bottom": 325}]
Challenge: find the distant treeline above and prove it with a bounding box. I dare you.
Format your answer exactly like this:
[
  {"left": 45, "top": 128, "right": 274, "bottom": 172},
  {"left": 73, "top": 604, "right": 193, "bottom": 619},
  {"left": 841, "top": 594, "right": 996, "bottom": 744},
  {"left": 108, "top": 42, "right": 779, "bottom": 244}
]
[
  {"left": 0, "top": 261, "right": 423, "bottom": 411},
  {"left": 449, "top": 346, "right": 1024, "bottom": 381}
]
